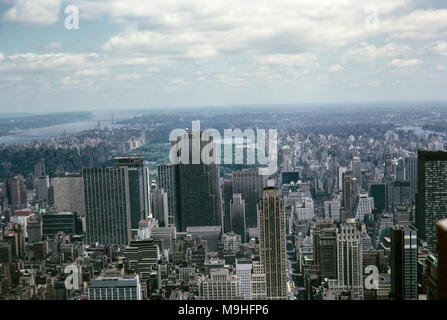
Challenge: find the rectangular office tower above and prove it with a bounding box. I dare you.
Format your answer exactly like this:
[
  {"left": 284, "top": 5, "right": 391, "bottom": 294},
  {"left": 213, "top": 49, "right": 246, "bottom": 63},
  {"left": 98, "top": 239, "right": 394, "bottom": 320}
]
[
  {"left": 83, "top": 167, "right": 132, "bottom": 245},
  {"left": 257, "top": 184, "right": 288, "bottom": 300},
  {"left": 157, "top": 163, "right": 176, "bottom": 226},
  {"left": 390, "top": 225, "right": 418, "bottom": 300},
  {"left": 113, "top": 157, "right": 150, "bottom": 230},
  {"left": 334, "top": 219, "right": 364, "bottom": 300},
  {"left": 416, "top": 151, "right": 447, "bottom": 254},
  {"left": 171, "top": 129, "right": 222, "bottom": 232},
  {"left": 232, "top": 168, "right": 266, "bottom": 228}
]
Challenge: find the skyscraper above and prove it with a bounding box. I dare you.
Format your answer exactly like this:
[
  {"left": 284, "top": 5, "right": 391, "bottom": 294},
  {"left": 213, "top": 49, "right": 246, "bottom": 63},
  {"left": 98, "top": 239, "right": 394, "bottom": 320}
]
[
  {"left": 416, "top": 151, "right": 447, "bottom": 253},
  {"left": 341, "top": 172, "right": 355, "bottom": 223},
  {"left": 230, "top": 193, "right": 246, "bottom": 242},
  {"left": 114, "top": 157, "right": 150, "bottom": 230},
  {"left": 151, "top": 188, "right": 169, "bottom": 227},
  {"left": 83, "top": 166, "right": 132, "bottom": 245},
  {"left": 157, "top": 163, "right": 176, "bottom": 226},
  {"left": 257, "top": 183, "right": 288, "bottom": 300},
  {"left": 2, "top": 176, "right": 27, "bottom": 207},
  {"left": 313, "top": 219, "right": 337, "bottom": 279},
  {"left": 223, "top": 178, "right": 233, "bottom": 233},
  {"left": 369, "top": 183, "right": 387, "bottom": 214},
  {"left": 437, "top": 219, "right": 447, "bottom": 300},
  {"left": 405, "top": 155, "right": 417, "bottom": 203},
  {"left": 351, "top": 156, "right": 362, "bottom": 191},
  {"left": 172, "top": 129, "right": 222, "bottom": 232},
  {"left": 232, "top": 168, "right": 266, "bottom": 228},
  {"left": 335, "top": 219, "right": 364, "bottom": 300},
  {"left": 53, "top": 173, "right": 85, "bottom": 216},
  {"left": 390, "top": 225, "right": 418, "bottom": 300}
]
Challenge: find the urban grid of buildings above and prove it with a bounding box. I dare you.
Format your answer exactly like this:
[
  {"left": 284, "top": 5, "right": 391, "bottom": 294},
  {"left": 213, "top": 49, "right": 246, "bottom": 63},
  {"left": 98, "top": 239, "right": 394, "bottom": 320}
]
[{"left": 1, "top": 111, "right": 447, "bottom": 301}]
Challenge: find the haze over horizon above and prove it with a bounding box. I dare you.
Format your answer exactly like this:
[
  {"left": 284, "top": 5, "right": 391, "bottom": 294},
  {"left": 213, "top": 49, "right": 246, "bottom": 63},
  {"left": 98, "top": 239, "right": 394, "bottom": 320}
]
[{"left": 1, "top": 0, "right": 447, "bottom": 113}]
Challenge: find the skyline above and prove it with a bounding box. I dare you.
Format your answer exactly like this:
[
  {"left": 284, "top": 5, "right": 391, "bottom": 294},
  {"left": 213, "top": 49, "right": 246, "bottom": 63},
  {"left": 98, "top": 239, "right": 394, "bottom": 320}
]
[{"left": 0, "top": 0, "right": 447, "bottom": 112}]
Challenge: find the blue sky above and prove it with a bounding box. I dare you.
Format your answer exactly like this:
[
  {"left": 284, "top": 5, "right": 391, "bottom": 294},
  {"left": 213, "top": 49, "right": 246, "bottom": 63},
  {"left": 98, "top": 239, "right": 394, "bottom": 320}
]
[{"left": 0, "top": 0, "right": 446, "bottom": 113}]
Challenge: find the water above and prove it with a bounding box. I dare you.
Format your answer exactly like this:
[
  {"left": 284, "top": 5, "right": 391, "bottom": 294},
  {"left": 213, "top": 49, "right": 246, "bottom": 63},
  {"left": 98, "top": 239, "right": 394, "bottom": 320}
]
[{"left": 0, "top": 111, "right": 136, "bottom": 145}]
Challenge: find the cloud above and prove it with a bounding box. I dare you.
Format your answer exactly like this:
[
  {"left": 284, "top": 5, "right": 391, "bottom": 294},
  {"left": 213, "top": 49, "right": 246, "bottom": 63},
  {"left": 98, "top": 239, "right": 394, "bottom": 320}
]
[
  {"left": 256, "top": 53, "right": 319, "bottom": 68},
  {"left": 344, "top": 42, "right": 412, "bottom": 62},
  {"left": 425, "top": 40, "right": 447, "bottom": 56},
  {"left": 115, "top": 73, "right": 143, "bottom": 81},
  {"left": 74, "top": 68, "right": 110, "bottom": 76},
  {"left": 329, "top": 64, "right": 343, "bottom": 72},
  {"left": 389, "top": 58, "right": 422, "bottom": 68},
  {"left": 0, "top": 52, "right": 99, "bottom": 71},
  {"left": 2, "top": 0, "right": 61, "bottom": 26},
  {"left": 379, "top": 9, "right": 447, "bottom": 40}
]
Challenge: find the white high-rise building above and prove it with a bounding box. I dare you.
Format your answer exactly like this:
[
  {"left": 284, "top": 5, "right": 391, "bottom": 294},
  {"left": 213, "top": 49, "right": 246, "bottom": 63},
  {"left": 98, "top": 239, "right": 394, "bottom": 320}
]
[
  {"left": 353, "top": 193, "right": 374, "bottom": 222},
  {"left": 295, "top": 197, "right": 314, "bottom": 221},
  {"left": 329, "top": 219, "right": 364, "bottom": 300},
  {"left": 199, "top": 268, "right": 243, "bottom": 300},
  {"left": 324, "top": 197, "right": 341, "bottom": 222},
  {"left": 251, "top": 260, "right": 267, "bottom": 300},
  {"left": 236, "top": 259, "right": 252, "bottom": 300},
  {"left": 88, "top": 275, "right": 142, "bottom": 300}
]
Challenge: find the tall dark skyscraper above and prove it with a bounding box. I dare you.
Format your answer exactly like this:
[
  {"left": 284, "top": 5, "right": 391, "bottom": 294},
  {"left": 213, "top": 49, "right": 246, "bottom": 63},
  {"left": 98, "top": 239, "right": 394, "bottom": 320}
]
[
  {"left": 405, "top": 155, "right": 418, "bottom": 203},
  {"left": 113, "top": 157, "right": 150, "bottom": 230},
  {"left": 390, "top": 225, "right": 418, "bottom": 300},
  {"left": 416, "top": 151, "right": 447, "bottom": 253},
  {"left": 258, "top": 182, "right": 288, "bottom": 300},
  {"left": 341, "top": 172, "right": 355, "bottom": 223},
  {"left": 232, "top": 168, "right": 266, "bottom": 228},
  {"left": 157, "top": 163, "right": 176, "bottom": 226},
  {"left": 171, "top": 129, "right": 222, "bottom": 232},
  {"left": 369, "top": 183, "right": 387, "bottom": 214},
  {"left": 223, "top": 178, "right": 233, "bottom": 233},
  {"left": 230, "top": 193, "right": 246, "bottom": 242},
  {"left": 2, "top": 176, "right": 27, "bottom": 208},
  {"left": 351, "top": 156, "right": 362, "bottom": 191},
  {"left": 313, "top": 219, "right": 337, "bottom": 279},
  {"left": 83, "top": 166, "right": 132, "bottom": 245}
]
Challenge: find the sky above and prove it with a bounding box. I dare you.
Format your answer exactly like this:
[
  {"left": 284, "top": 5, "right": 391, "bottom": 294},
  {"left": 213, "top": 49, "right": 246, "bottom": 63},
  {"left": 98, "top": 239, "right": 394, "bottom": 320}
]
[{"left": 0, "top": 0, "right": 446, "bottom": 113}]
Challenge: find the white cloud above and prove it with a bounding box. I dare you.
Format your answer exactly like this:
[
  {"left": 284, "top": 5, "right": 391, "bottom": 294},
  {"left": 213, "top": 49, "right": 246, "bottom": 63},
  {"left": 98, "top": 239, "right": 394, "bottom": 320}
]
[
  {"left": 116, "top": 73, "right": 143, "bottom": 81},
  {"left": 329, "top": 64, "right": 343, "bottom": 72},
  {"left": 380, "top": 9, "right": 447, "bottom": 40},
  {"left": 3, "top": 0, "right": 61, "bottom": 26},
  {"left": 0, "top": 52, "right": 99, "bottom": 71},
  {"left": 390, "top": 58, "right": 422, "bottom": 68},
  {"left": 256, "top": 53, "right": 319, "bottom": 68},
  {"left": 436, "top": 65, "right": 447, "bottom": 71},
  {"left": 344, "top": 42, "right": 412, "bottom": 62},
  {"left": 75, "top": 68, "right": 110, "bottom": 76},
  {"left": 425, "top": 41, "right": 447, "bottom": 56}
]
